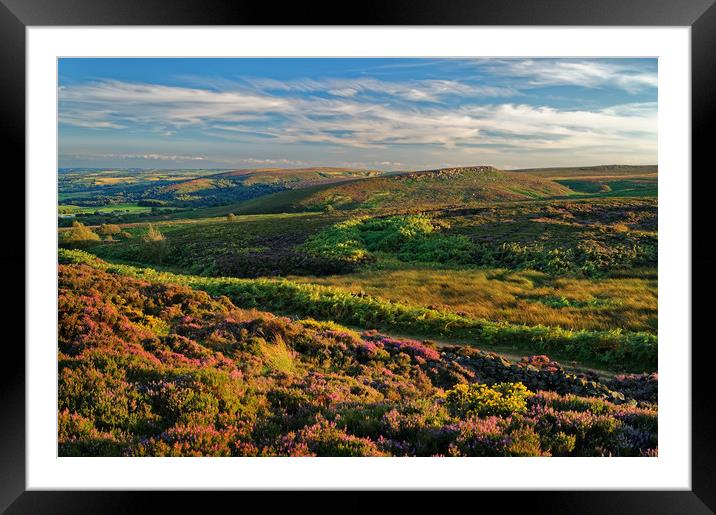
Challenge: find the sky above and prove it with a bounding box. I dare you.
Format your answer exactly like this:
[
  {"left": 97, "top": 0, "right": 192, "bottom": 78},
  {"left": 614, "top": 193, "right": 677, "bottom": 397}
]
[{"left": 58, "top": 58, "right": 657, "bottom": 170}]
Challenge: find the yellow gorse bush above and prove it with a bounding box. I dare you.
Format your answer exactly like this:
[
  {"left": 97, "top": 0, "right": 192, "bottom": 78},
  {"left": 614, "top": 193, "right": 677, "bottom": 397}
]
[{"left": 445, "top": 382, "right": 533, "bottom": 418}]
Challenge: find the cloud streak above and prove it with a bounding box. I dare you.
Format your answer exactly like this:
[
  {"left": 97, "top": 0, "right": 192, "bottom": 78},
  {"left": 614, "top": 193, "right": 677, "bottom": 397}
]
[
  {"left": 245, "top": 77, "right": 518, "bottom": 101},
  {"left": 63, "top": 152, "right": 207, "bottom": 161},
  {"left": 477, "top": 59, "right": 658, "bottom": 94}
]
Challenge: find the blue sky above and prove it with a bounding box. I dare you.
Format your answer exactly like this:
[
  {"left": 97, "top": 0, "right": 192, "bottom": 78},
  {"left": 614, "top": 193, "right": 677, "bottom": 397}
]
[{"left": 58, "top": 58, "right": 657, "bottom": 170}]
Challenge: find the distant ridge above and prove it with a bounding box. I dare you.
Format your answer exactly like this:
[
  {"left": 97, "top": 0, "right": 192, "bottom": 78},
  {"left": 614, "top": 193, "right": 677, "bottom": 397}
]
[
  {"left": 221, "top": 165, "right": 573, "bottom": 215},
  {"left": 152, "top": 167, "right": 386, "bottom": 205},
  {"left": 507, "top": 164, "right": 657, "bottom": 178},
  {"left": 214, "top": 166, "right": 378, "bottom": 179}
]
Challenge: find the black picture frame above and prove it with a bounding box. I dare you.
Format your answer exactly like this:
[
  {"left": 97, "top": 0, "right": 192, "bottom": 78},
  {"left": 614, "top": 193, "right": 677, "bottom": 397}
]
[{"left": 2, "top": 0, "right": 714, "bottom": 512}]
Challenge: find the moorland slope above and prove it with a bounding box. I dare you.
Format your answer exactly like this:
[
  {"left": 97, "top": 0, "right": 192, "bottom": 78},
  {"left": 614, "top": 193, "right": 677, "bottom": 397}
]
[
  {"left": 223, "top": 166, "right": 573, "bottom": 215},
  {"left": 58, "top": 259, "right": 657, "bottom": 457}
]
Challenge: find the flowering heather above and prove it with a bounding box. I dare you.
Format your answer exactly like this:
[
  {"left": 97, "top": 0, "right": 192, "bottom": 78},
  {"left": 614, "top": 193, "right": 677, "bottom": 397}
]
[
  {"left": 58, "top": 263, "right": 657, "bottom": 457},
  {"left": 363, "top": 334, "right": 441, "bottom": 361}
]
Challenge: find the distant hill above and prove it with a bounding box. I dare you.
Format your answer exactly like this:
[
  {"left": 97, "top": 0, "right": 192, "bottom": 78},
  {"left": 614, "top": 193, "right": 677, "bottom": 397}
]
[
  {"left": 59, "top": 164, "right": 657, "bottom": 221},
  {"left": 504, "top": 165, "right": 658, "bottom": 198},
  {"left": 506, "top": 164, "right": 657, "bottom": 179},
  {"left": 219, "top": 166, "right": 573, "bottom": 215},
  {"left": 212, "top": 167, "right": 382, "bottom": 186},
  {"left": 154, "top": 167, "right": 383, "bottom": 206}
]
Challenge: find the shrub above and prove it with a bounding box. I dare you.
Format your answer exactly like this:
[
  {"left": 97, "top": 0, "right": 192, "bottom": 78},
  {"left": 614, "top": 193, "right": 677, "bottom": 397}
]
[
  {"left": 302, "top": 215, "right": 475, "bottom": 266},
  {"left": 445, "top": 382, "right": 533, "bottom": 418},
  {"left": 281, "top": 417, "right": 389, "bottom": 457},
  {"left": 473, "top": 235, "right": 657, "bottom": 277},
  {"left": 98, "top": 224, "right": 122, "bottom": 236},
  {"left": 58, "top": 249, "right": 658, "bottom": 371},
  {"left": 128, "top": 423, "right": 235, "bottom": 457},
  {"left": 60, "top": 221, "right": 101, "bottom": 247},
  {"left": 142, "top": 224, "right": 169, "bottom": 264}
]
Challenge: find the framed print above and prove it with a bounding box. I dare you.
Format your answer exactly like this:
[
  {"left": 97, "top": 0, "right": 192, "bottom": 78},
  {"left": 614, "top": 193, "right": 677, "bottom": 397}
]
[{"left": 3, "top": 0, "right": 715, "bottom": 512}]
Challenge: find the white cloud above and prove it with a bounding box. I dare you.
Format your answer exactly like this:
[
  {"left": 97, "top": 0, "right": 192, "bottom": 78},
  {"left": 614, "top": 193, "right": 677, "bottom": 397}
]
[
  {"left": 245, "top": 77, "right": 517, "bottom": 102},
  {"left": 65, "top": 152, "right": 207, "bottom": 161},
  {"left": 484, "top": 59, "right": 657, "bottom": 94},
  {"left": 237, "top": 158, "right": 308, "bottom": 166},
  {"left": 58, "top": 76, "right": 657, "bottom": 165},
  {"left": 59, "top": 80, "right": 293, "bottom": 130}
]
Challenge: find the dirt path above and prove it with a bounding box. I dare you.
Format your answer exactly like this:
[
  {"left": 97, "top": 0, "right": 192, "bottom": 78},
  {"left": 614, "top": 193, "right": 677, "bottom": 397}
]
[{"left": 359, "top": 327, "right": 620, "bottom": 381}]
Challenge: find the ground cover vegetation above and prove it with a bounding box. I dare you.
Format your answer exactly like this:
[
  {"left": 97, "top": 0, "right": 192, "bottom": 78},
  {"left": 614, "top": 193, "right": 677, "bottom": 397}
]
[
  {"left": 58, "top": 263, "right": 657, "bottom": 457},
  {"left": 58, "top": 164, "right": 658, "bottom": 456},
  {"left": 60, "top": 249, "right": 656, "bottom": 372}
]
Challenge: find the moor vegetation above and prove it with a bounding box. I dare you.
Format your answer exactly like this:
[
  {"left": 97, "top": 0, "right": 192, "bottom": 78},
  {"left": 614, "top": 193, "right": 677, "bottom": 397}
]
[
  {"left": 58, "top": 263, "right": 657, "bottom": 457},
  {"left": 58, "top": 164, "right": 659, "bottom": 457},
  {"left": 60, "top": 249, "right": 656, "bottom": 372}
]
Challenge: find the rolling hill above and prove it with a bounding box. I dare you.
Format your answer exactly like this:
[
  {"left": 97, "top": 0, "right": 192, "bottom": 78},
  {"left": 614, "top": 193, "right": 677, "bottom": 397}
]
[
  {"left": 505, "top": 165, "right": 658, "bottom": 198},
  {"left": 216, "top": 166, "right": 574, "bottom": 215},
  {"left": 507, "top": 164, "right": 657, "bottom": 179},
  {"left": 154, "top": 167, "right": 384, "bottom": 206},
  {"left": 211, "top": 167, "right": 383, "bottom": 186},
  {"left": 59, "top": 167, "right": 388, "bottom": 211}
]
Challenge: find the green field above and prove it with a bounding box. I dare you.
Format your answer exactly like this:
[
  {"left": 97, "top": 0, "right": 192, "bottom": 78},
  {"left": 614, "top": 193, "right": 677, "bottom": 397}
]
[{"left": 59, "top": 203, "right": 160, "bottom": 214}]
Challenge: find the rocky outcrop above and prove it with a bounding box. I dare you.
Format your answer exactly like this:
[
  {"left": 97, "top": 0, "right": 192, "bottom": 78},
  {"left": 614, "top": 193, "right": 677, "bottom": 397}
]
[{"left": 435, "top": 346, "right": 627, "bottom": 403}]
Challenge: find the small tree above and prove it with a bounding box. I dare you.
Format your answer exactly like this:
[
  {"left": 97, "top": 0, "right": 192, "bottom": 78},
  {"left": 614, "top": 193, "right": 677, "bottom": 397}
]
[
  {"left": 60, "top": 221, "right": 101, "bottom": 247},
  {"left": 98, "top": 223, "right": 122, "bottom": 237},
  {"left": 142, "top": 224, "right": 169, "bottom": 264},
  {"left": 323, "top": 204, "right": 335, "bottom": 214}
]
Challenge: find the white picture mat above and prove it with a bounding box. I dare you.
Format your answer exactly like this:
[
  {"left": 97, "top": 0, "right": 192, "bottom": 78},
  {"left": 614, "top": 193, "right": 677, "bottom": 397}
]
[{"left": 26, "top": 26, "right": 690, "bottom": 490}]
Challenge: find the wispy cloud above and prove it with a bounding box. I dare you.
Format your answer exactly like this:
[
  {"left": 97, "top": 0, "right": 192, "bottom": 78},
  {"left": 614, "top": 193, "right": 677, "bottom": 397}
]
[
  {"left": 63, "top": 152, "right": 207, "bottom": 161},
  {"left": 59, "top": 80, "right": 291, "bottom": 131},
  {"left": 479, "top": 59, "right": 657, "bottom": 94},
  {"left": 245, "top": 77, "right": 517, "bottom": 102},
  {"left": 58, "top": 58, "right": 658, "bottom": 169},
  {"left": 59, "top": 79, "right": 656, "bottom": 154},
  {"left": 237, "top": 157, "right": 308, "bottom": 166}
]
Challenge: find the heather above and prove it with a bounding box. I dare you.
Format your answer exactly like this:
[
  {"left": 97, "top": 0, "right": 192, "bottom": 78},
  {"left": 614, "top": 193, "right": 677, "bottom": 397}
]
[
  {"left": 59, "top": 249, "right": 657, "bottom": 372},
  {"left": 57, "top": 165, "right": 659, "bottom": 458},
  {"left": 58, "top": 263, "right": 657, "bottom": 457},
  {"left": 72, "top": 198, "right": 657, "bottom": 279},
  {"left": 301, "top": 203, "right": 656, "bottom": 276}
]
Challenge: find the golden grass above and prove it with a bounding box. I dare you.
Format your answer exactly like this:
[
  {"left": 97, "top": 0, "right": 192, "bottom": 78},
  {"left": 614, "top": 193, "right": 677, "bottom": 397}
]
[
  {"left": 289, "top": 267, "right": 657, "bottom": 333},
  {"left": 260, "top": 335, "right": 296, "bottom": 374}
]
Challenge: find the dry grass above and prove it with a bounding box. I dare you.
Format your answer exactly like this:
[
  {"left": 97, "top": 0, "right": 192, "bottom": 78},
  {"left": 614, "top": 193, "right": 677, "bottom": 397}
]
[
  {"left": 260, "top": 335, "right": 297, "bottom": 374},
  {"left": 289, "top": 267, "right": 657, "bottom": 333}
]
